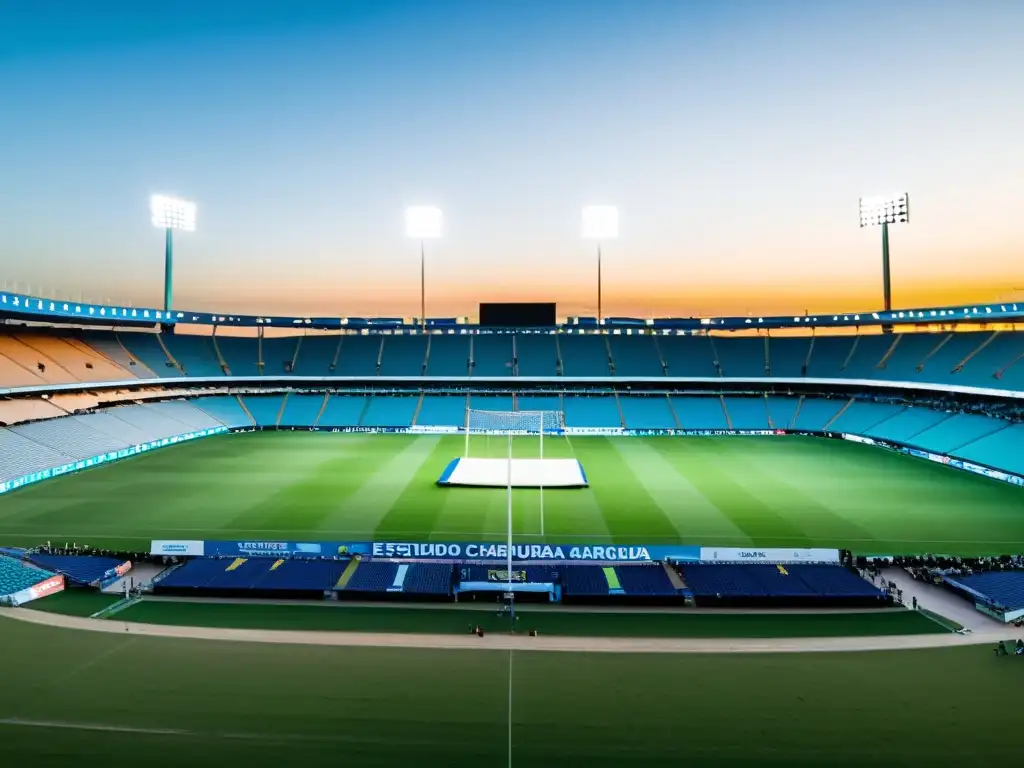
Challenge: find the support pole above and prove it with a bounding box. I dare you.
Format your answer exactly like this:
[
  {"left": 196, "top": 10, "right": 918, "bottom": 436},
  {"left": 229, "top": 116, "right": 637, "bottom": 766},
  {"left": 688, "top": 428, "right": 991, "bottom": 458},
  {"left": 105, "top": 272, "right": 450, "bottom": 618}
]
[
  {"left": 539, "top": 412, "right": 544, "bottom": 537},
  {"left": 881, "top": 222, "right": 893, "bottom": 333},
  {"left": 881, "top": 222, "right": 892, "bottom": 312},
  {"left": 163, "top": 227, "right": 174, "bottom": 313},
  {"left": 420, "top": 239, "right": 426, "bottom": 330},
  {"left": 597, "top": 244, "right": 602, "bottom": 325},
  {"left": 507, "top": 432, "right": 514, "bottom": 631}
]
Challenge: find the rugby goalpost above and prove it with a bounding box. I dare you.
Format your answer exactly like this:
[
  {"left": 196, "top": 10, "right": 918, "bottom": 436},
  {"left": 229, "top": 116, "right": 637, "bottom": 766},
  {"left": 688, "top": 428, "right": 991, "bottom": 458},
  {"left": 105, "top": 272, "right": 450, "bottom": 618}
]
[
  {"left": 461, "top": 408, "right": 568, "bottom": 538},
  {"left": 460, "top": 408, "right": 568, "bottom": 638}
]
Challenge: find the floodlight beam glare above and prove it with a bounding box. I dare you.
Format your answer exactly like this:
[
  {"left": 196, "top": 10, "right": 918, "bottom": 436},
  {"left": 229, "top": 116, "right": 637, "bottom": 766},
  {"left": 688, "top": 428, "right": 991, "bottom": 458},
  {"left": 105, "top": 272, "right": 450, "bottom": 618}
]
[
  {"left": 581, "top": 206, "right": 619, "bottom": 240},
  {"left": 150, "top": 195, "right": 197, "bottom": 232},
  {"left": 405, "top": 206, "right": 443, "bottom": 239}
]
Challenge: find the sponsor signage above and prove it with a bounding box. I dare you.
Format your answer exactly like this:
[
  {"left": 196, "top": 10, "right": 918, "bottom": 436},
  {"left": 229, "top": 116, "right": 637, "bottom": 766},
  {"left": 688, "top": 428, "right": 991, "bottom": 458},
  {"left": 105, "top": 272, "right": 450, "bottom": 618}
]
[
  {"left": 5, "top": 574, "right": 66, "bottom": 606},
  {"left": 698, "top": 547, "right": 840, "bottom": 564},
  {"left": 153, "top": 539, "right": 844, "bottom": 564},
  {"left": 371, "top": 541, "right": 668, "bottom": 562},
  {"left": 150, "top": 540, "right": 206, "bottom": 557},
  {"left": 201, "top": 541, "right": 370, "bottom": 558}
]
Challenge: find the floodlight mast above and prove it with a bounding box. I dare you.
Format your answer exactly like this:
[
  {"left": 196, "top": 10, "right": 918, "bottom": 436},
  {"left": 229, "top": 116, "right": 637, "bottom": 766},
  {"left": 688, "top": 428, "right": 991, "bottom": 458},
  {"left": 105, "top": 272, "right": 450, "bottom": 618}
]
[
  {"left": 582, "top": 206, "right": 619, "bottom": 325},
  {"left": 405, "top": 206, "right": 442, "bottom": 330},
  {"left": 859, "top": 193, "right": 909, "bottom": 320},
  {"left": 150, "top": 194, "right": 197, "bottom": 314}
]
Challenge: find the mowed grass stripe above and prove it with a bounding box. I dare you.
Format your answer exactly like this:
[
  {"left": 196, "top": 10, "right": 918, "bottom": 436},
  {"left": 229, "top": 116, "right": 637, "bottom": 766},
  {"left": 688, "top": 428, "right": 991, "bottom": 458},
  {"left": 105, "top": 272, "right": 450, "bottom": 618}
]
[
  {"left": 318, "top": 434, "right": 440, "bottom": 534},
  {"left": 608, "top": 438, "right": 752, "bottom": 543},
  {"left": 698, "top": 438, "right": 880, "bottom": 547},
  {"left": 650, "top": 438, "right": 811, "bottom": 545},
  {"left": 222, "top": 433, "right": 395, "bottom": 535},
  {"left": 577, "top": 437, "right": 686, "bottom": 543}
]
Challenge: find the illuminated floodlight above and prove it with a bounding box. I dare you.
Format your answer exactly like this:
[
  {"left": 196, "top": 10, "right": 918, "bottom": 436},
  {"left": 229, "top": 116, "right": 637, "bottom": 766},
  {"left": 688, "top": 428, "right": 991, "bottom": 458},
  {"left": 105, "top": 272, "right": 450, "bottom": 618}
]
[
  {"left": 150, "top": 194, "right": 197, "bottom": 232},
  {"left": 859, "top": 193, "right": 909, "bottom": 228},
  {"left": 405, "top": 206, "right": 442, "bottom": 240},
  {"left": 581, "top": 205, "right": 619, "bottom": 240}
]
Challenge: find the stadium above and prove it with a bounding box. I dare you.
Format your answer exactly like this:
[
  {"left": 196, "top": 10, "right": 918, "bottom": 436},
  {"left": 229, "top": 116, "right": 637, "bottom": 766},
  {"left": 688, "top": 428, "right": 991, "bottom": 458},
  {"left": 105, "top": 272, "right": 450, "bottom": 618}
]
[
  {"left": 4, "top": 4, "right": 1024, "bottom": 766},
  {"left": 2, "top": 283, "right": 1024, "bottom": 765}
]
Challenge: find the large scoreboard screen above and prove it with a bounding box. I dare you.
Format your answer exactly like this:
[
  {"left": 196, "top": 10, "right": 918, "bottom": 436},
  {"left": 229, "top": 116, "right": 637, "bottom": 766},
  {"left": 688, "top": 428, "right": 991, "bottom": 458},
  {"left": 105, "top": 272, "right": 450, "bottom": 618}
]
[{"left": 479, "top": 302, "right": 556, "bottom": 327}]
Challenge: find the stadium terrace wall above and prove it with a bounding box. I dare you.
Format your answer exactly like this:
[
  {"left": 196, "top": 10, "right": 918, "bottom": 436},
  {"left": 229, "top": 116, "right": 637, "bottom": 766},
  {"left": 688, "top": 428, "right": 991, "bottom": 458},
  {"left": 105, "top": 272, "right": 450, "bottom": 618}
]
[{"left": 4, "top": 374, "right": 1024, "bottom": 400}]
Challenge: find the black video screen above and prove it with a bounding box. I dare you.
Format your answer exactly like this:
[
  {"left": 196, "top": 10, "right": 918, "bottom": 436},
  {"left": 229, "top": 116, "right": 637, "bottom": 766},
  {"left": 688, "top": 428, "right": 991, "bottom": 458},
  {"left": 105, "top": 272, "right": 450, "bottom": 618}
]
[{"left": 479, "top": 302, "right": 556, "bottom": 327}]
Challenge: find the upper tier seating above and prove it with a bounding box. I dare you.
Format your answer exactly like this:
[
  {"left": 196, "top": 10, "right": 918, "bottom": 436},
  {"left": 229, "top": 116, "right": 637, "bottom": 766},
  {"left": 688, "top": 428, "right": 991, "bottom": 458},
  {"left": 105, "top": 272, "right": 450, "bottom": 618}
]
[
  {"left": 380, "top": 336, "right": 427, "bottom": 376},
  {"left": 609, "top": 334, "right": 663, "bottom": 376},
  {"left": 559, "top": 336, "right": 611, "bottom": 376},
  {"left": 0, "top": 333, "right": 137, "bottom": 388},
  {"left": 428, "top": 336, "right": 471, "bottom": 376},
  {"left": 0, "top": 555, "right": 54, "bottom": 596},
  {"left": 5, "top": 329, "right": 1024, "bottom": 392},
  {"left": 470, "top": 336, "right": 513, "bottom": 377}
]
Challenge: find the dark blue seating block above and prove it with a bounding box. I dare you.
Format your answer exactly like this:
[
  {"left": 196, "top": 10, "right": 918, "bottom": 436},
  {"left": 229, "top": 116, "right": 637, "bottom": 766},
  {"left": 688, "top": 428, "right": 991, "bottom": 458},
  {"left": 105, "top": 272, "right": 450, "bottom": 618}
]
[
  {"left": 257, "top": 560, "right": 346, "bottom": 591},
  {"left": 680, "top": 565, "right": 770, "bottom": 598},
  {"left": 560, "top": 566, "right": 610, "bottom": 596},
  {"left": 28, "top": 554, "right": 124, "bottom": 585},
  {"left": 346, "top": 561, "right": 399, "bottom": 592},
  {"left": 403, "top": 563, "right": 453, "bottom": 595},
  {"left": 952, "top": 572, "right": 1024, "bottom": 611},
  {"left": 614, "top": 565, "right": 677, "bottom": 596}
]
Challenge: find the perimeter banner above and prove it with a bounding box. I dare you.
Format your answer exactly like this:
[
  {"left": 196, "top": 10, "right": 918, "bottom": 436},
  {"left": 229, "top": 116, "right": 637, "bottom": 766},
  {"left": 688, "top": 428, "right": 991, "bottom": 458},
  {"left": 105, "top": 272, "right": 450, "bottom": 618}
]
[
  {"left": 152, "top": 539, "right": 839, "bottom": 563},
  {"left": 698, "top": 547, "right": 840, "bottom": 563}
]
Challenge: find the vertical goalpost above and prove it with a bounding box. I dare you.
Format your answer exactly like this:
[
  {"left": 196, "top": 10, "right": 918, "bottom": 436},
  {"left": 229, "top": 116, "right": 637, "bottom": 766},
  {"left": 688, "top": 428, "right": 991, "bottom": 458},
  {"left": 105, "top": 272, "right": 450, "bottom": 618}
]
[
  {"left": 463, "top": 407, "right": 566, "bottom": 632},
  {"left": 463, "top": 408, "right": 565, "bottom": 538}
]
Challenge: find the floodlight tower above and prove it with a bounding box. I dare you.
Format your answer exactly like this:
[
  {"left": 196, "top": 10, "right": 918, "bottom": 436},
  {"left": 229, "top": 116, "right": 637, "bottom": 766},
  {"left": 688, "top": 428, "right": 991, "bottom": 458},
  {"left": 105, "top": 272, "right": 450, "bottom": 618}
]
[
  {"left": 859, "top": 193, "right": 909, "bottom": 315},
  {"left": 150, "top": 194, "right": 197, "bottom": 314},
  {"left": 582, "top": 206, "right": 619, "bottom": 325},
  {"left": 405, "top": 206, "right": 443, "bottom": 329}
]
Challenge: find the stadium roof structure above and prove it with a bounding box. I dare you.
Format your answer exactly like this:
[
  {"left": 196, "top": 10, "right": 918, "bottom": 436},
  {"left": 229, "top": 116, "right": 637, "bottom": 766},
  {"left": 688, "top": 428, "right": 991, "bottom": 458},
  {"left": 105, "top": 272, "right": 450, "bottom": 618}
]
[{"left": 0, "top": 290, "right": 1020, "bottom": 332}]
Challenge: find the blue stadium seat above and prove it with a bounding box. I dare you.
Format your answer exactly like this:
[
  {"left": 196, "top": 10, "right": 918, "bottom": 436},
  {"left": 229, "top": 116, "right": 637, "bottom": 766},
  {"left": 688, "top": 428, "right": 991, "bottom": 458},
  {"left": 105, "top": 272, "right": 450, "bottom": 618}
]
[
  {"left": 27, "top": 554, "right": 123, "bottom": 585},
  {"left": 427, "top": 336, "right": 471, "bottom": 376}
]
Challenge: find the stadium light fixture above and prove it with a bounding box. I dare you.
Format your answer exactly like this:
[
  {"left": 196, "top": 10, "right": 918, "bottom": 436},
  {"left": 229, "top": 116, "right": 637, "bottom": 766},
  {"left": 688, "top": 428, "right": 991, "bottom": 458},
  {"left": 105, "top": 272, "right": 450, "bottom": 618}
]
[
  {"left": 581, "top": 206, "right": 619, "bottom": 324},
  {"left": 405, "top": 206, "right": 443, "bottom": 329},
  {"left": 150, "top": 194, "right": 197, "bottom": 314},
  {"left": 859, "top": 193, "right": 909, "bottom": 317}
]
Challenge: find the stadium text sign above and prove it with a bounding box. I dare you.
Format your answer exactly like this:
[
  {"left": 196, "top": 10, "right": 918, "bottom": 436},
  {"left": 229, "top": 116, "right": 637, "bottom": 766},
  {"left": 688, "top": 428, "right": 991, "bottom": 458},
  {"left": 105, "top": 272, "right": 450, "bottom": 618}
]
[
  {"left": 372, "top": 542, "right": 655, "bottom": 562},
  {"left": 698, "top": 547, "right": 840, "bottom": 563}
]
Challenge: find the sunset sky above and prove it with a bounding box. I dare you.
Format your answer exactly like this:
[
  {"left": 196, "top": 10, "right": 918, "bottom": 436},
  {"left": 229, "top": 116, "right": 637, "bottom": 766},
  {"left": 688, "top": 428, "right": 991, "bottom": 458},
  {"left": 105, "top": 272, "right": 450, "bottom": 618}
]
[{"left": 1, "top": 0, "right": 1022, "bottom": 320}]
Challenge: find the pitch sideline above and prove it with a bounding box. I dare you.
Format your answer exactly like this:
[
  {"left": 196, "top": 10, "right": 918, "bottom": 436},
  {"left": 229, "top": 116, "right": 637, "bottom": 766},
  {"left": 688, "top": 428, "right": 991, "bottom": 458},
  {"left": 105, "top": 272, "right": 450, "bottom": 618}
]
[{"left": 0, "top": 606, "right": 1005, "bottom": 654}]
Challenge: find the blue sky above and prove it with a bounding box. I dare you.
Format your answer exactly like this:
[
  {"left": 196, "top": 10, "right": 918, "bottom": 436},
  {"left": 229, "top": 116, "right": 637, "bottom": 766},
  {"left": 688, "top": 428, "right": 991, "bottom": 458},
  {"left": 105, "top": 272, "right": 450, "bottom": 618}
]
[{"left": 1, "top": 0, "right": 1022, "bottom": 318}]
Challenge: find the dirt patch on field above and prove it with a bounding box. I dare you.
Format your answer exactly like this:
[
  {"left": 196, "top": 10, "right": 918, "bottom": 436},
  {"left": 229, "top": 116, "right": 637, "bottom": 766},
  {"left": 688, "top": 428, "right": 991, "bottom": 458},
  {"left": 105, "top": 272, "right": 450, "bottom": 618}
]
[{"left": 0, "top": 606, "right": 1006, "bottom": 654}]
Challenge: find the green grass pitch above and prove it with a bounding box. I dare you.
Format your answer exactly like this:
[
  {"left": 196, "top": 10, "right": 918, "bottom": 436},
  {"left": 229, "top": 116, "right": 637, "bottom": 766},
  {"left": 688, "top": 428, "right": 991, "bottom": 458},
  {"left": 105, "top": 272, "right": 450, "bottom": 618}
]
[
  {"left": 0, "top": 617, "right": 1020, "bottom": 767},
  {"left": 0, "top": 431, "right": 1022, "bottom": 554}
]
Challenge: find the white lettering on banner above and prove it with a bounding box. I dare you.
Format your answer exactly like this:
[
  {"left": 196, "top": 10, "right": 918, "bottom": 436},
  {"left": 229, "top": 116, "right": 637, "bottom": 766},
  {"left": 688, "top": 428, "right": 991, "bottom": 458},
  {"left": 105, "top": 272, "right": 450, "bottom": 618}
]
[
  {"left": 150, "top": 540, "right": 205, "bottom": 557},
  {"left": 370, "top": 542, "right": 649, "bottom": 561},
  {"left": 698, "top": 547, "right": 840, "bottom": 563}
]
